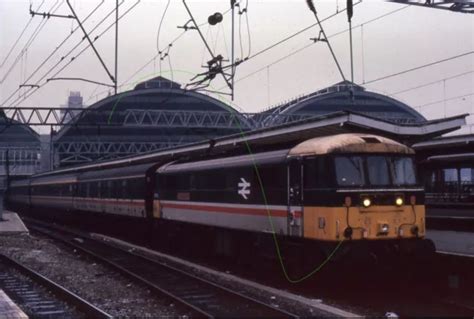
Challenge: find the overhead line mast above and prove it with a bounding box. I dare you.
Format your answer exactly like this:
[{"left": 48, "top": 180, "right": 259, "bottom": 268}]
[
  {"left": 27, "top": 0, "right": 119, "bottom": 93},
  {"left": 347, "top": 0, "right": 354, "bottom": 83},
  {"left": 305, "top": 0, "right": 346, "bottom": 81}
]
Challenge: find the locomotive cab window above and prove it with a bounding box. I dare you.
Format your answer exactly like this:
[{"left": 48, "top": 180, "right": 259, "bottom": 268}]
[
  {"left": 335, "top": 155, "right": 418, "bottom": 187},
  {"left": 367, "top": 156, "right": 390, "bottom": 186},
  {"left": 391, "top": 157, "right": 416, "bottom": 186},
  {"left": 335, "top": 156, "right": 365, "bottom": 186}
]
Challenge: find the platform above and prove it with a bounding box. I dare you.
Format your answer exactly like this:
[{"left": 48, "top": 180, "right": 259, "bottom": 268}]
[
  {"left": 0, "top": 289, "right": 28, "bottom": 319},
  {"left": 0, "top": 212, "right": 28, "bottom": 234},
  {"left": 427, "top": 230, "right": 474, "bottom": 256}
]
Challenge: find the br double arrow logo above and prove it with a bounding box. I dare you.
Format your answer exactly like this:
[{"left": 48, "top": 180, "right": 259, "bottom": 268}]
[{"left": 238, "top": 177, "right": 251, "bottom": 200}]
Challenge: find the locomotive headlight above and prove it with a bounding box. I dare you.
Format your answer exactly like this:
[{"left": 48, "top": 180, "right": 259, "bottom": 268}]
[
  {"left": 362, "top": 198, "right": 371, "bottom": 208},
  {"left": 395, "top": 197, "right": 404, "bottom": 206}
]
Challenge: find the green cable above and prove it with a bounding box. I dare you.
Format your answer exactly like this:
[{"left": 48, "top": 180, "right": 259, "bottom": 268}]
[{"left": 106, "top": 70, "right": 345, "bottom": 283}]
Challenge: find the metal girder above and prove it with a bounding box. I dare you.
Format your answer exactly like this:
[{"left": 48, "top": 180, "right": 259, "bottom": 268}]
[
  {"left": 54, "top": 140, "right": 186, "bottom": 165},
  {"left": 55, "top": 141, "right": 179, "bottom": 154},
  {"left": 1, "top": 107, "right": 253, "bottom": 128},
  {"left": 1, "top": 107, "right": 112, "bottom": 126},
  {"left": 123, "top": 109, "right": 253, "bottom": 129},
  {"left": 388, "top": 1, "right": 474, "bottom": 13},
  {"left": 2, "top": 107, "right": 422, "bottom": 129}
]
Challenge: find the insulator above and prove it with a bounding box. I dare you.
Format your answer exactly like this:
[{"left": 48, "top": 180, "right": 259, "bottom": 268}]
[{"left": 208, "top": 12, "right": 223, "bottom": 26}]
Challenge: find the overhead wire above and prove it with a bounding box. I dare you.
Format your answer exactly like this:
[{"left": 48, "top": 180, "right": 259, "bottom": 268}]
[
  {"left": 200, "top": 25, "right": 211, "bottom": 67},
  {"left": 233, "top": 42, "right": 316, "bottom": 86},
  {"left": 168, "top": 52, "right": 174, "bottom": 82},
  {"left": 244, "top": 0, "right": 251, "bottom": 59},
  {"left": 243, "top": 0, "right": 359, "bottom": 64},
  {"left": 3, "top": 0, "right": 121, "bottom": 107},
  {"left": 363, "top": 51, "right": 474, "bottom": 85},
  {"left": 19, "top": 0, "right": 141, "bottom": 106},
  {"left": 0, "top": 0, "right": 61, "bottom": 85},
  {"left": 199, "top": 0, "right": 360, "bottom": 93},
  {"left": 116, "top": 4, "right": 235, "bottom": 94},
  {"left": 1, "top": 0, "right": 106, "bottom": 107},
  {"left": 156, "top": 0, "right": 171, "bottom": 75},
  {"left": 9, "top": 0, "right": 141, "bottom": 108},
  {"left": 389, "top": 70, "right": 474, "bottom": 96},
  {"left": 1, "top": 0, "right": 63, "bottom": 85},
  {"left": 238, "top": 3, "right": 244, "bottom": 60},
  {"left": 415, "top": 92, "right": 474, "bottom": 109},
  {"left": 111, "top": 28, "right": 188, "bottom": 100},
  {"left": 220, "top": 21, "right": 230, "bottom": 61},
  {"left": 0, "top": 0, "right": 46, "bottom": 69},
  {"left": 216, "top": 3, "right": 413, "bottom": 96},
  {"left": 221, "top": 1, "right": 374, "bottom": 90}
]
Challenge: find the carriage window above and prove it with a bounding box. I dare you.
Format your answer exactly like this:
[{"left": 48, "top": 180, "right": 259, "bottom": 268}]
[
  {"left": 460, "top": 168, "right": 474, "bottom": 183},
  {"left": 391, "top": 157, "right": 416, "bottom": 186},
  {"left": 107, "top": 180, "right": 113, "bottom": 198},
  {"left": 442, "top": 168, "right": 458, "bottom": 183},
  {"left": 121, "top": 180, "right": 128, "bottom": 198},
  {"left": 335, "top": 156, "right": 365, "bottom": 186}
]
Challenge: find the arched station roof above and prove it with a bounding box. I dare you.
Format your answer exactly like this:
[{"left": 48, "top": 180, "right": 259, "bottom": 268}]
[
  {"left": 0, "top": 115, "right": 40, "bottom": 145},
  {"left": 53, "top": 76, "right": 251, "bottom": 166},
  {"left": 55, "top": 76, "right": 250, "bottom": 141},
  {"left": 261, "top": 81, "right": 426, "bottom": 126}
]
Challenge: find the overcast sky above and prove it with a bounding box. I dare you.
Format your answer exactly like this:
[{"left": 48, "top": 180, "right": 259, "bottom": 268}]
[{"left": 1, "top": 0, "right": 473, "bottom": 134}]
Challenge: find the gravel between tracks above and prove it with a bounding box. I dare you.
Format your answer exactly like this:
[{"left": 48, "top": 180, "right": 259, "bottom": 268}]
[{"left": 0, "top": 233, "right": 191, "bottom": 318}]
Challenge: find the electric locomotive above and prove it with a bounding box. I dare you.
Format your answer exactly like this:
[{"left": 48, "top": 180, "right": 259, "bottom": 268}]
[
  {"left": 155, "top": 133, "right": 431, "bottom": 258},
  {"left": 5, "top": 133, "right": 433, "bottom": 263}
]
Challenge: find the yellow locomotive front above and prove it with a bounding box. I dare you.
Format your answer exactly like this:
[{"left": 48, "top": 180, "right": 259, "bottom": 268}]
[{"left": 288, "top": 134, "right": 432, "bottom": 257}]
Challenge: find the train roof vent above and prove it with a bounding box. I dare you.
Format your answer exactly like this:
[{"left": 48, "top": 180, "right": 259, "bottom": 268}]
[{"left": 361, "top": 136, "right": 381, "bottom": 143}]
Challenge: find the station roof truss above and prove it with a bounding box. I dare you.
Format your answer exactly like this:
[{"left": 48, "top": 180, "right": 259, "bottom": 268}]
[
  {"left": 34, "top": 110, "right": 467, "bottom": 177},
  {"left": 56, "top": 140, "right": 183, "bottom": 165},
  {"left": 2, "top": 106, "right": 419, "bottom": 130}
]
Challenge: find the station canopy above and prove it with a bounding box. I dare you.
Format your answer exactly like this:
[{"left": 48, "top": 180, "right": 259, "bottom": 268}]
[{"left": 39, "top": 111, "right": 467, "bottom": 177}]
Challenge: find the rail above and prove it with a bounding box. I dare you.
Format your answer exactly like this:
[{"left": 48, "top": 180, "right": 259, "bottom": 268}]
[
  {"left": 25, "top": 219, "right": 297, "bottom": 318},
  {"left": 0, "top": 254, "right": 111, "bottom": 318}
]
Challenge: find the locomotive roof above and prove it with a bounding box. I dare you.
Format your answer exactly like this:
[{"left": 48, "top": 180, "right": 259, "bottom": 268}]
[
  {"left": 158, "top": 149, "right": 289, "bottom": 174},
  {"left": 289, "top": 133, "right": 414, "bottom": 156}
]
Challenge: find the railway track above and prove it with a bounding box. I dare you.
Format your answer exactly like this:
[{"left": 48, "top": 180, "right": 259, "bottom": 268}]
[
  {"left": 25, "top": 219, "right": 297, "bottom": 318},
  {"left": 0, "top": 253, "right": 111, "bottom": 319}
]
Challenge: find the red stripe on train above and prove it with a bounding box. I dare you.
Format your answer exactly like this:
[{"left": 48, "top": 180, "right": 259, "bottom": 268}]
[{"left": 162, "top": 202, "right": 299, "bottom": 218}]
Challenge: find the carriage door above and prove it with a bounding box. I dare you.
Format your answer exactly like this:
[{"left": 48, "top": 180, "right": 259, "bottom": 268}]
[{"left": 288, "top": 159, "right": 303, "bottom": 237}]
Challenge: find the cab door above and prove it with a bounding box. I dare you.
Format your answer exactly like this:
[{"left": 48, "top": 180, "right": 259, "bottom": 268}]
[{"left": 288, "top": 159, "right": 303, "bottom": 237}]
